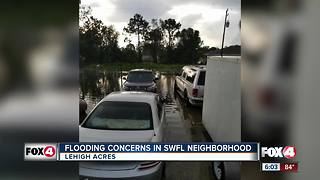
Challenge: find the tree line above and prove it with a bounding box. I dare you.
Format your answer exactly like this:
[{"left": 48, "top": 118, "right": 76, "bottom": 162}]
[{"left": 80, "top": 6, "right": 239, "bottom": 67}]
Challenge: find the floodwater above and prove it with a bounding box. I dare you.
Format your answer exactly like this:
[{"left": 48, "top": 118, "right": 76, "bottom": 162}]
[{"left": 80, "top": 70, "right": 215, "bottom": 180}]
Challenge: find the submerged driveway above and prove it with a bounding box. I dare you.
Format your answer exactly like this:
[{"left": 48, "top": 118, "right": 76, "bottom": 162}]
[{"left": 158, "top": 75, "right": 215, "bottom": 180}]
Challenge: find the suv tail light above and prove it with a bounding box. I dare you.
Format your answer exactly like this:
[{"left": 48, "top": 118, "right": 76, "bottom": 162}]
[
  {"left": 192, "top": 88, "right": 198, "bottom": 97},
  {"left": 257, "top": 88, "right": 276, "bottom": 107},
  {"left": 138, "top": 161, "right": 160, "bottom": 170}
]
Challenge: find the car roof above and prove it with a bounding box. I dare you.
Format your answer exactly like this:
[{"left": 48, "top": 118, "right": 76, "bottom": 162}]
[
  {"left": 129, "top": 69, "right": 152, "bottom": 72},
  {"left": 101, "top": 91, "right": 157, "bottom": 104}
]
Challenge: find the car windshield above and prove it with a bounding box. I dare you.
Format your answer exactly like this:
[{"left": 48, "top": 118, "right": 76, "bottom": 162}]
[
  {"left": 197, "top": 71, "right": 206, "bottom": 85},
  {"left": 127, "top": 71, "right": 153, "bottom": 83},
  {"left": 83, "top": 101, "right": 153, "bottom": 130}
]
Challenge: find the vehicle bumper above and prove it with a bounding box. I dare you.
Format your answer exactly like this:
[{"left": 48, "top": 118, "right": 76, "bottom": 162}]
[
  {"left": 79, "top": 162, "right": 163, "bottom": 180},
  {"left": 188, "top": 96, "right": 203, "bottom": 106},
  {"left": 244, "top": 114, "right": 287, "bottom": 142},
  {"left": 123, "top": 88, "right": 156, "bottom": 93}
]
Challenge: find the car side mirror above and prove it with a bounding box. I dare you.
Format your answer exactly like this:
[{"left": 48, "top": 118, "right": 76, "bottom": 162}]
[
  {"left": 79, "top": 100, "right": 88, "bottom": 124},
  {"left": 122, "top": 76, "right": 126, "bottom": 80},
  {"left": 154, "top": 77, "right": 159, "bottom": 81}
]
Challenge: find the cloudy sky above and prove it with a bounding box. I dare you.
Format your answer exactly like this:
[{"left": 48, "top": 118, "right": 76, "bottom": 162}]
[{"left": 81, "top": 0, "right": 240, "bottom": 48}]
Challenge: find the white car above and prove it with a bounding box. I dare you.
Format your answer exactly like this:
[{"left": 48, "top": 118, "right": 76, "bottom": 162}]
[
  {"left": 79, "top": 91, "right": 165, "bottom": 180},
  {"left": 174, "top": 65, "right": 206, "bottom": 106}
]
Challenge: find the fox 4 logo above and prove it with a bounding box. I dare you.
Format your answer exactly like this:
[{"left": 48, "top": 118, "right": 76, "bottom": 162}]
[
  {"left": 24, "top": 143, "right": 57, "bottom": 161},
  {"left": 261, "top": 146, "right": 296, "bottom": 159}
]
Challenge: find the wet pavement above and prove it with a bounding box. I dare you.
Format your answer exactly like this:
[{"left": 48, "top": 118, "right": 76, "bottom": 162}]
[
  {"left": 158, "top": 75, "right": 214, "bottom": 180},
  {"left": 80, "top": 70, "right": 215, "bottom": 180}
]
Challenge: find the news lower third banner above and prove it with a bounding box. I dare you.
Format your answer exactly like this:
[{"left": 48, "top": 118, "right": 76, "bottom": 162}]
[{"left": 24, "top": 142, "right": 260, "bottom": 161}]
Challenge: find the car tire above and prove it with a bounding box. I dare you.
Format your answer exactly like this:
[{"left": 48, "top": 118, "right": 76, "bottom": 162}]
[
  {"left": 184, "top": 90, "right": 190, "bottom": 106},
  {"left": 161, "top": 162, "right": 166, "bottom": 180},
  {"left": 212, "top": 161, "right": 225, "bottom": 180}
]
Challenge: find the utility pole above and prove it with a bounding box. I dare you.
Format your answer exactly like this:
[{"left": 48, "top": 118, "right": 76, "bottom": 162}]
[{"left": 221, "top": 9, "right": 229, "bottom": 57}]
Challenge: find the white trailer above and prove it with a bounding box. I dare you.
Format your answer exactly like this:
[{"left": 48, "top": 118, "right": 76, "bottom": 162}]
[{"left": 202, "top": 56, "right": 241, "bottom": 180}]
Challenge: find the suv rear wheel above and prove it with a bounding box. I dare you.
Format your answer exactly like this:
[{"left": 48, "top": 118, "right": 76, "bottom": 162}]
[
  {"left": 161, "top": 162, "right": 166, "bottom": 180},
  {"left": 213, "top": 161, "right": 225, "bottom": 180},
  {"left": 184, "top": 90, "right": 190, "bottom": 106}
]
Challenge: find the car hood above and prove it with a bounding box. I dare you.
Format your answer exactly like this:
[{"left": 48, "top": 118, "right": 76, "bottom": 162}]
[
  {"left": 79, "top": 127, "right": 155, "bottom": 142},
  {"left": 124, "top": 81, "right": 154, "bottom": 87},
  {"left": 80, "top": 161, "right": 140, "bottom": 171}
]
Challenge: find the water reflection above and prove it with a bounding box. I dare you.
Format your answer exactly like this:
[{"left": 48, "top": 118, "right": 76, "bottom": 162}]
[
  {"left": 80, "top": 70, "right": 124, "bottom": 111},
  {"left": 80, "top": 70, "right": 166, "bottom": 111},
  {"left": 158, "top": 74, "right": 174, "bottom": 101}
]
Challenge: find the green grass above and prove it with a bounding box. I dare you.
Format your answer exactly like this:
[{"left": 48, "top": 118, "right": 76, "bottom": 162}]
[{"left": 84, "top": 63, "right": 184, "bottom": 73}]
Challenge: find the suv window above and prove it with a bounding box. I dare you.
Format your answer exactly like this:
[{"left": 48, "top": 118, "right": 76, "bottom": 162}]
[
  {"left": 278, "top": 33, "right": 296, "bottom": 73},
  {"left": 197, "top": 71, "right": 206, "bottom": 85},
  {"left": 186, "top": 73, "right": 195, "bottom": 83},
  {"left": 182, "top": 72, "right": 187, "bottom": 79}
]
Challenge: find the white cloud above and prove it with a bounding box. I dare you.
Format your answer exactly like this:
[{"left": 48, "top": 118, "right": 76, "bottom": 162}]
[
  {"left": 81, "top": 0, "right": 240, "bottom": 47},
  {"left": 168, "top": 4, "right": 225, "bottom": 23}
]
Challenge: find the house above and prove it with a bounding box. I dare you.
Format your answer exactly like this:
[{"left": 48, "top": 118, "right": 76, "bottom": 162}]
[{"left": 142, "top": 49, "right": 153, "bottom": 62}]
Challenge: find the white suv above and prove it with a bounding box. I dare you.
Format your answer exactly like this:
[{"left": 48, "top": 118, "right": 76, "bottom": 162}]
[{"left": 174, "top": 65, "right": 206, "bottom": 106}]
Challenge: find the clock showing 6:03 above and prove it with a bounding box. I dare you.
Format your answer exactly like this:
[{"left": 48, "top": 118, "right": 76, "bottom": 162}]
[{"left": 262, "top": 163, "right": 280, "bottom": 171}]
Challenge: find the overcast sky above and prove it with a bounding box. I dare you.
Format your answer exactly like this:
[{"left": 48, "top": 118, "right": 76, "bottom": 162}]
[{"left": 81, "top": 0, "right": 240, "bottom": 48}]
